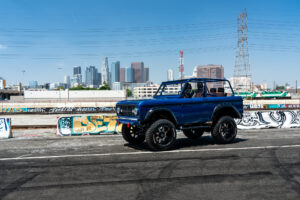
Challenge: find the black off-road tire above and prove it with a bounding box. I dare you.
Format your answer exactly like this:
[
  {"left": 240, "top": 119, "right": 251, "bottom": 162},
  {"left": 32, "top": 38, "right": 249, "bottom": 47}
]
[
  {"left": 145, "top": 119, "right": 177, "bottom": 151},
  {"left": 122, "top": 125, "right": 145, "bottom": 145},
  {"left": 183, "top": 129, "right": 204, "bottom": 139},
  {"left": 211, "top": 116, "right": 237, "bottom": 144}
]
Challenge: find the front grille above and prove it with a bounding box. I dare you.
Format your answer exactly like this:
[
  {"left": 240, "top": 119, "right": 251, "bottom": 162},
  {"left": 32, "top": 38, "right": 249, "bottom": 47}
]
[{"left": 118, "top": 105, "right": 136, "bottom": 117}]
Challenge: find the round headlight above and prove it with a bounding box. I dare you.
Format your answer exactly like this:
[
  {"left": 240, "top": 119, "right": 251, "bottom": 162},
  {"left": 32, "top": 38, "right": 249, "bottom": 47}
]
[
  {"left": 116, "top": 106, "right": 121, "bottom": 114},
  {"left": 132, "top": 107, "right": 139, "bottom": 116}
]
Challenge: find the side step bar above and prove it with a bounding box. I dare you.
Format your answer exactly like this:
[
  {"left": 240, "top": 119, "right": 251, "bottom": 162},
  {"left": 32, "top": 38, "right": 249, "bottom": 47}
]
[{"left": 180, "top": 125, "right": 211, "bottom": 130}]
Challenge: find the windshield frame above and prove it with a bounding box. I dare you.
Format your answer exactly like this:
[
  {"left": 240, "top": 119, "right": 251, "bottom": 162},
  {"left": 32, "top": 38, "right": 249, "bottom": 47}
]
[
  {"left": 154, "top": 78, "right": 234, "bottom": 97},
  {"left": 154, "top": 82, "right": 183, "bottom": 96}
]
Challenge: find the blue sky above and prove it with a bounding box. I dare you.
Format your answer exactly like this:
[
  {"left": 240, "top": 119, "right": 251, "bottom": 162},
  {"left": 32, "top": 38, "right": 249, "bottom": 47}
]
[{"left": 0, "top": 0, "right": 300, "bottom": 88}]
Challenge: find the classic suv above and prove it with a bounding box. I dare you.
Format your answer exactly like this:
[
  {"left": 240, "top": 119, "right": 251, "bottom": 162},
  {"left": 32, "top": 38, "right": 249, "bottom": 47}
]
[{"left": 116, "top": 78, "right": 243, "bottom": 151}]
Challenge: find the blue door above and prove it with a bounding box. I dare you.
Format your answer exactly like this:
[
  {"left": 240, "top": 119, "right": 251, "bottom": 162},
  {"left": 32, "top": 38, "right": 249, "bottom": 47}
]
[{"left": 179, "top": 97, "right": 211, "bottom": 125}]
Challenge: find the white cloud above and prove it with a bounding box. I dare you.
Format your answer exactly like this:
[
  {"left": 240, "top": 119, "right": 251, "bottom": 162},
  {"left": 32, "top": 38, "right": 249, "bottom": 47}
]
[{"left": 0, "top": 44, "right": 7, "bottom": 49}]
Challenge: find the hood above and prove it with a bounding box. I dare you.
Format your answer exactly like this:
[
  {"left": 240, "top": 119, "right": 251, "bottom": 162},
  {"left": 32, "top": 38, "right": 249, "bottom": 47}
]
[
  {"left": 117, "top": 99, "right": 147, "bottom": 106},
  {"left": 117, "top": 96, "right": 181, "bottom": 106}
]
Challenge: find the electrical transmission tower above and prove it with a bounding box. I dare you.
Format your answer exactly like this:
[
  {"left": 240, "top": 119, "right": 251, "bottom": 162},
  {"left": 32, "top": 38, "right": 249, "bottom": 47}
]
[
  {"left": 179, "top": 50, "right": 184, "bottom": 79},
  {"left": 233, "top": 9, "right": 251, "bottom": 91}
]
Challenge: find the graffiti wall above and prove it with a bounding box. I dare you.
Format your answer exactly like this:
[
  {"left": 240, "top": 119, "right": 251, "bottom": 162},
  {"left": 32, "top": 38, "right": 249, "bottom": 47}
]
[
  {"left": 1, "top": 107, "right": 115, "bottom": 114},
  {"left": 244, "top": 104, "right": 300, "bottom": 110},
  {"left": 236, "top": 110, "right": 300, "bottom": 129},
  {"left": 0, "top": 118, "right": 12, "bottom": 138},
  {"left": 57, "top": 115, "right": 122, "bottom": 136},
  {"left": 58, "top": 110, "right": 300, "bottom": 135}
]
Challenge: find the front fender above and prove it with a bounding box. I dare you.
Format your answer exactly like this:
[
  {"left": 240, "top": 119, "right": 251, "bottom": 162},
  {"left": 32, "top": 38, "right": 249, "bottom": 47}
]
[{"left": 143, "top": 107, "right": 179, "bottom": 125}]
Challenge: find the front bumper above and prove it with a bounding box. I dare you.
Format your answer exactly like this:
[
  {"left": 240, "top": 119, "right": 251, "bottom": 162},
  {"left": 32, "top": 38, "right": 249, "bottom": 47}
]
[{"left": 117, "top": 117, "right": 140, "bottom": 126}]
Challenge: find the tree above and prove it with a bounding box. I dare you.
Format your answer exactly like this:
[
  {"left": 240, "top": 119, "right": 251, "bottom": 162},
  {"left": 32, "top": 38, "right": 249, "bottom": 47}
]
[
  {"left": 70, "top": 85, "right": 85, "bottom": 90},
  {"left": 56, "top": 86, "right": 65, "bottom": 90},
  {"left": 99, "top": 81, "right": 111, "bottom": 90},
  {"left": 276, "top": 86, "right": 285, "bottom": 91},
  {"left": 126, "top": 89, "right": 133, "bottom": 97}
]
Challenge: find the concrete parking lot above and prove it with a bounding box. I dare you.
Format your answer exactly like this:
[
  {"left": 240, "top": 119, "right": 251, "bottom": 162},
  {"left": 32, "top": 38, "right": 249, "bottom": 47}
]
[{"left": 1, "top": 128, "right": 300, "bottom": 199}]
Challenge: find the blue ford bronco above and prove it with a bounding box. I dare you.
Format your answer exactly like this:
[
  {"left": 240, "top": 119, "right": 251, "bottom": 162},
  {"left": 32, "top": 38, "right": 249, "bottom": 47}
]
[{"left": 116, "top": 78, "right": 243, "bottom": 151}]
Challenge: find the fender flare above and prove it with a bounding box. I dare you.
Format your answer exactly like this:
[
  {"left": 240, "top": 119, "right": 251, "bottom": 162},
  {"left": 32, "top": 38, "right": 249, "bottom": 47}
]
[
  {"left": 144, "top": 107, "right": 179, "bottom": 125},
  {"left": 211, "top": 103, "right": 242, "bottom": 121}
]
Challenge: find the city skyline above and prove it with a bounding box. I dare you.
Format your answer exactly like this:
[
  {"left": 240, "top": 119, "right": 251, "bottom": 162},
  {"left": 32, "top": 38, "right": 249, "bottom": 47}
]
[
  {"left": 1, "top": 0, "right": 300, "bottom": 88},
  {"left": 31, "top": 60, "right": 152, "bottom": 90}
]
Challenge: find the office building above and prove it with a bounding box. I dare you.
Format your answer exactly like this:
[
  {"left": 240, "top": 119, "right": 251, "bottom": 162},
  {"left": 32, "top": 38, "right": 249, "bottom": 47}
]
[
  {"left": 72, "top": 66, "right": 82, "bottom": 86},
  {"left": 131, "top": 62, "right": 144, "bottom": 83},
  {"left": 120, "top": 68, "right": 125, "bottom": 83},
  {"left": 64, "top": 75, "right": 71, "bottom": 88},
  {"left": 125, "top": 67, "right": 134, "bottom": 83},
  {"left": 101, "top": 57, "right": 110, "bottom": 85},
  {"left": 144, "top": 67, "right": 149, "bottom": 82},
  {"left": 73, "top": 66, "right": 81, "bottom": 75},
  {"left": 0, "top": 77, "right": 6, "bottom": 89},
  {"left": 111, "top": 61, "right": 120, "bottom": 83},
  {"left": 85, "top": 66, "right": 101, "bottom": 87},
  {"left": 133, "top": 84, "right": 181, "bottom": 98},
  {"left": 167, "top": 69, "right": 174, "bottom": 81},
  {"left": 43, "top": 83, "right": 50, "bottom": 90},
  {"left": 193, "top": 64, "right": 224, "bottom": 88},
  {"left": 193, "top": 64, "right": 224, "bottom": 79},
  {"left": 29, "top": 81, "right": 38, "bottom": 88},
  {"left": 50, "top": 82, "right": 64, "bottom": 90},
  {"left": 112, "top": 82, "right": 123, "bottom": 90}
]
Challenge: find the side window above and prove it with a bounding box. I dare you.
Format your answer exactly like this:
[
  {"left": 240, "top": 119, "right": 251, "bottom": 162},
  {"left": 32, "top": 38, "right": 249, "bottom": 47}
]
[
  {"left": 206, "top": 81, "right": 226, "bottom": 97},
  {"left": 192, "top": 81, "right": 205, "bottom": 98}
]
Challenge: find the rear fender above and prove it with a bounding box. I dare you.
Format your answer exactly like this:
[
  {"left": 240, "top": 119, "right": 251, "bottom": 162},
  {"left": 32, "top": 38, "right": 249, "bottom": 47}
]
[{"left": 211, "top": 103, "right": 242, "bottom": 122}]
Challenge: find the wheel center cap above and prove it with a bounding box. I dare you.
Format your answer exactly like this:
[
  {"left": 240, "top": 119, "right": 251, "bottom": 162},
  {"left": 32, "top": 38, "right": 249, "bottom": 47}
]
[{"left": 160, "top": 132, "right": 165, "bottom": 138}]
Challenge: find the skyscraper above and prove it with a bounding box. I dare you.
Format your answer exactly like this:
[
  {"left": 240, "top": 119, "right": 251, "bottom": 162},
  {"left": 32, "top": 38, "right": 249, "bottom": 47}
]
[
  {"left": 101, "top": 57, "right": 110, "bottom": 85},
  {"left": 29, "top": 81, "right": 38, "bottom": 88},
  {"left": 72, "top": 66, "right": 82, "bottom": 86},
  {"left": 120, "top": 68, "right": 125, "bottom": 83},
  {"left": 131, "top": 62, "right": 144, "bottom": 83},
  {"left": 111, "top": 61, "right": 120, "bottom": 83},
  {"left": 85, "top": 66, "right": 101, "bottom": 87},
  {"left": 167, "top": 69, "right": 174, "bottom": 81},
  {"left": 73, "top": 66, "right": 81, "bottom": 76},
  {"left": 144, "top": 67, "right": 149, "bottom": 82},
  {"left": 64, "top": 75, "right": 70, "bottom": 88},
  {"left": 125, "top": 67, "right": 133, "bottom": 83}
]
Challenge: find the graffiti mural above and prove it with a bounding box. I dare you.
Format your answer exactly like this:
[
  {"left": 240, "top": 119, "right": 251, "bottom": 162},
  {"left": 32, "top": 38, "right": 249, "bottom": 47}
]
[
  {"left": 57, "top": 115, "right": 122, "bottom": 136},
  {"left": 235, "top": 110, "right": 300, "bottom": 129},
  {"left": 0, "top": 118, "right": 12, "bottom": 138},
  {"left": 1, "top": 107, "right": 115, "bottom": 114}
]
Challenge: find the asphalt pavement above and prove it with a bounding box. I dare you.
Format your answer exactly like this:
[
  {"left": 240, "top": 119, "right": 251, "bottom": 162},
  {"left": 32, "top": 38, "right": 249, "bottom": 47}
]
[{"left": 1, "top": 128, "right": 300, "bottom": 200}]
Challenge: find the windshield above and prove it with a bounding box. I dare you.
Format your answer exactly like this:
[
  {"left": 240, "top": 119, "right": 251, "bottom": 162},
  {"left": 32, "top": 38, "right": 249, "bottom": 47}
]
[{"left": 155, "top": 83, "right": 183, "bottom": 96}]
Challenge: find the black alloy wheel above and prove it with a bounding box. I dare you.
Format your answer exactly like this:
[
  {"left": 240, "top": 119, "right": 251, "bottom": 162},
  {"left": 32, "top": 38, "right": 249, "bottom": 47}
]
[
  {"left": 146, "top": 119, "right": 177, "bottom": 151},
  {"left": 121, "top": 124, "right": 145, "bottom": 145},
  {"left": 211, "top": 116, "right": 237, "bottom": 144}
]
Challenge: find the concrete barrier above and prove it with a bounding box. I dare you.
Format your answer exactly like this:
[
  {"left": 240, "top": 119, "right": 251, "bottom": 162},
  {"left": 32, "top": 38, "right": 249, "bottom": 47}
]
[
  {"left": 57, "top": 115, "right": 122, "bottom": 136},
  {"left": 1, "top": 106, "right": 115, "bottom": 114},
  {"left": 57, "top": 110, "right": 300, "bottom": 136},
  {"left": 236, "top": 110, "right": 300, "bottom": 129},
  {"left": 0, "top": 118, "right": 12, "bottom": 138}
]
